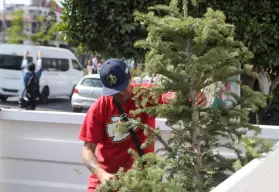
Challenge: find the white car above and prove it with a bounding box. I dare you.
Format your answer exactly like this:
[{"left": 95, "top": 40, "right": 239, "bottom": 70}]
[
  {"left": 133, "top": 74, "right": 162, "bottom": 84},
  {"left": 71, "top": 74, "right": 103, "bottom": 112}
]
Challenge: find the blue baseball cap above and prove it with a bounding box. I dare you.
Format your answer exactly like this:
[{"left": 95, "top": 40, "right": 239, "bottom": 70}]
[{"left": 99, "top": 59, "right": 130, "bottom": 96}]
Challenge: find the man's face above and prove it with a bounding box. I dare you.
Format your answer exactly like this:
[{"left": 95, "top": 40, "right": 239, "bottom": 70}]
[{"left": 113, "top": 80, "right": 133, "bottom": 104}]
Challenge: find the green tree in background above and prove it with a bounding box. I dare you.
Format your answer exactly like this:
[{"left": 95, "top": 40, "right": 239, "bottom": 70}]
[
  {"left": 96, "top": 0, "right": 271, "bottom": 191},
  {"left": 60, "top": 0, "right": 168, "bottom": 62},
  {"left": 187, "top": 0, "right": 279, "bottom": 66},
  {"left": 30, "top": 4, "right": 61, "bottom": 46},
  {"left": 6, "top": 9, "right": 27, "bottom": 44},
  {"left": 61, "top": 0, "right": 279, "bottom": 67}
]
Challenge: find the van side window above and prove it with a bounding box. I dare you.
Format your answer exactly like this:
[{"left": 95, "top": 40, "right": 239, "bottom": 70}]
[
  {"left": 42, "top": 58, "right": 57, "bottom": 71},
  {"left": 27, "top": 57, "right": 33, "bottom": 63},
  {"left": 0, "top": 54, "right": 33, "bottom": 70},
  {"left": 72, "top": 60, "right": 82, "bottom": 71},
  {"left": 57, "top": 59, "right": 69, "bottom": 71},
  {"left": 41, "top": 58, "right": 69, "bottom": 72}
]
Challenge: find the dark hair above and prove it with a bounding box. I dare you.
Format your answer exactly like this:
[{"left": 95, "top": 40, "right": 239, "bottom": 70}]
[{"left": 28, "top": 62, "right": 36, "bottom": 72}]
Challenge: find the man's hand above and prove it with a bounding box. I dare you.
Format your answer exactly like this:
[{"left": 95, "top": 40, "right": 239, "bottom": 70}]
[
  {"left": 160, "top": 91, "right": 208, "bottom": 107},
  {"left": 82, "top": 142, "right": 114, "bottom": 184},
  {"left": 99, "top": 171, "right": 114, "bottom": 184},
  {"left": 190, "top": 91, "right": 207, "bottom": 107}
]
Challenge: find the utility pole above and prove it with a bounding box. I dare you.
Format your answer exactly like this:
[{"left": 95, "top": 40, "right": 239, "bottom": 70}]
[{"left": 2, "top": 0, "right": 7, "bottom": 43}]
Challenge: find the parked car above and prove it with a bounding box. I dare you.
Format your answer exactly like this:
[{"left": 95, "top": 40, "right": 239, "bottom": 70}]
[
  {"left": 133, "top": 74, "right": 162, "bottom": 84},
  {"left": 0, "top": 44, "right": 84, "bottom": 103},
  {"left": 133, "top": 76, "right": 151, "bottom": 84},
  {"left": 71, "top": 74, "right": 103, "bottom": 112}
]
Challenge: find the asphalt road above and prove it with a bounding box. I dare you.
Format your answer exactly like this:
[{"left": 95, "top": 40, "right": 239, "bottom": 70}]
[{"left": 0, "top": 97, "right": 85, "bottom": 113}]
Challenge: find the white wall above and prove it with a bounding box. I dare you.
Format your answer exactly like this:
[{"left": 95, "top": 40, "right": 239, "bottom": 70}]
[
  {"left": 211, "top": 142, "right": 279, "bottom": 192},
  {"left": 0, "top": 109, "right": 172, "bottom": 192},
  {"left": 0, "top": 108, "right": 279, "bottom": 192},
  {"left": 0, "top": 109, "right": 88, "bottom": 192}
]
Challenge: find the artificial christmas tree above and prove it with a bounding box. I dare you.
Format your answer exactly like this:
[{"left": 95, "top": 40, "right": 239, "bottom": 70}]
[{"left": 97, "top": 0, "right": 270, "bottom": 191}]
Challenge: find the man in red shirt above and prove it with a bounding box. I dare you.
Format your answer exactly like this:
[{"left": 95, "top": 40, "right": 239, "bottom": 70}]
[{"left": 78, "top": 59, "right": 208, "bottom": 191}]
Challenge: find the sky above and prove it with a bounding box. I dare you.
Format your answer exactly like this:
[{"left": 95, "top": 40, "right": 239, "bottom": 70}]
[{"left": 0, "top": 0, "right": 63, "bottom": 10}]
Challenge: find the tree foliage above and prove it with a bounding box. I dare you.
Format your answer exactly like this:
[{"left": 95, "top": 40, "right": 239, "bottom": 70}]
[
  {"left": 96, "top": 0, "right": 271, "bottom": 191},
  {"left": 6, "top": 9, "right": 27, "bottom": 44},
  {"left": 187, "top": 0, "right": 279, "bottom": 66},
  {"left": 30, "top": 5, "right": 61, "bottom": 46},
  {"left": 60, "top": 0, "right": 168, "bottom": 60},
  {"left": 61, "top": 0, "right": 279, "bottom": 67}
]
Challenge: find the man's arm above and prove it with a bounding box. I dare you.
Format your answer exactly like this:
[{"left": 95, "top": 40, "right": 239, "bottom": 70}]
[
  {"left": 159, "top": 91, "right": 208, "bottom": 107},
  {"left": 82, "top": 142, "right": 113, "bottom": 184},
  {"left": 21, "top": 51, "right": 29, "bottom": 69},
  {"left": 137, "top": 83, "right": 208, "bottom": 107}
]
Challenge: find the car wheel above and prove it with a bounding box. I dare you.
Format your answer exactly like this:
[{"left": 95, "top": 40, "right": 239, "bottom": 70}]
[
  {"left": 0, "top": 95, "right": 8, "bottom": 102},
  {"left": 73, "top": 107, "right": 82, "bottom": 113},
  {"left": 40, "top": 87, "right": 49, "bottom": 104}
]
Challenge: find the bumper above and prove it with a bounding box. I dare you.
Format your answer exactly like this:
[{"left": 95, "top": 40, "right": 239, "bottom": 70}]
[
  {"left": 0, "top": 88, "right": 23, "bottom": 97},
  {"left": 71, "top": 94, "right": 97, "bottom": 109}
]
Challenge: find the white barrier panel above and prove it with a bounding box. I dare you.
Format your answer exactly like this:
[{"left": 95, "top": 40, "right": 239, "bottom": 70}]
[
  {"left": 1, "top": 108, "right": 279, "bottom": 192},
  {"left": 0, "top": 109, "right": 172, "bottom": 192},
  {"left": 211, "top": 143, "right": 279, "bottom": 192},
  {"left": 0, "top": 109, "right": 89, "bottom": 192}
]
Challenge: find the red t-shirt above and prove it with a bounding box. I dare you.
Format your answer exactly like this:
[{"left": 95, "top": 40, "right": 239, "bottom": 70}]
[{"left": 78, "top": 83, "right": 174, "bottom": 191}]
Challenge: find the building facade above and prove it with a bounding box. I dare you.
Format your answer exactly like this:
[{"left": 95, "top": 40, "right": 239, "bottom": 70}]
[{"left": 0, "top": 1, "right": 62, "bottom": 44}]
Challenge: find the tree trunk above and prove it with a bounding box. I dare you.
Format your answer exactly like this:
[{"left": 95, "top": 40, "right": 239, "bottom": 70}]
[{"left": 186, "top": 37, "right": 204, "bottom": 192}]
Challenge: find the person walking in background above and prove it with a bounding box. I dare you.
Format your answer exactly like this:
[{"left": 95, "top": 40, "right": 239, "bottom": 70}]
[
  {"left": 258, "top": 66, "right": 271, "bottom": 96},
  {"left": 256, "top": 66, "right": 272, "bottom": 124},
  {"left": 91, "top": 56, "right": 100, "bottom": 74},
  {"left": 97, "top": 60, "right": 104, "bottom": 74},
  {"left": 87, "top": 59, "right": 94, "bottom": 75},
  {"left": 92, "top": 56, "right": 98, "bottom": 68}
]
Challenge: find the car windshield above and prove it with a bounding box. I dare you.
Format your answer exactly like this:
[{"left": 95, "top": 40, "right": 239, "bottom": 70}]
[
  {"left": 0, "top": 54, "right": 33, "bottom": 70},
  {"left": 81, "top": 78, "right": 103, "bottom": 87}
]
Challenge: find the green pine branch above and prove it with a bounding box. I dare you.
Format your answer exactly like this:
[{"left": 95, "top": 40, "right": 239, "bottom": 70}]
[{"left": 97, "top": 2, "right": 272, "bottom": 192}]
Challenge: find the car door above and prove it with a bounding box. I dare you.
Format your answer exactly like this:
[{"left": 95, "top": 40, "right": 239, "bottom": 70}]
[
  {"left": 41, "top": 57, "right": 60, "bottom": 96},
  {"left": 56, "top": 58, "right": 71, "bottom": 96}
]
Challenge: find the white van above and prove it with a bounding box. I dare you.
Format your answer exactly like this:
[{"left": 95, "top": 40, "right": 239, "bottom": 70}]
[{"left": 0, "top": 44, "right": 84, "bottom": 102}]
